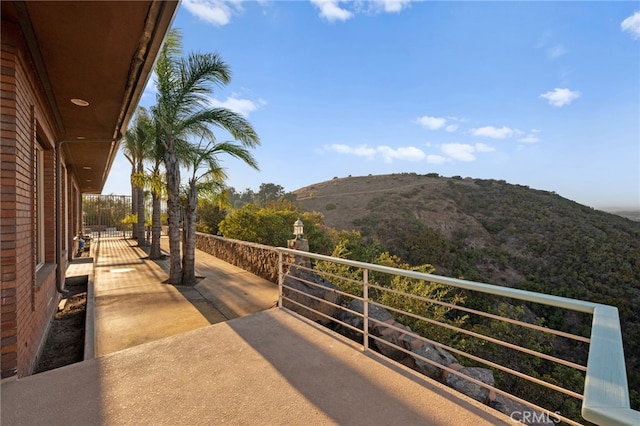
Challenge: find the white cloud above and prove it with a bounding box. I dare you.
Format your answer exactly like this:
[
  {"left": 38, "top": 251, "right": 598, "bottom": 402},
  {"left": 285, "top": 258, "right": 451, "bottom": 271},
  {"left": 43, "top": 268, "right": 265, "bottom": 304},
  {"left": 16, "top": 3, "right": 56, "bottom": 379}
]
[
  {"left": 470, "top": 126, "right": 514, "bottom": 139},
  {"left": 438, "top": 142, "right": 494, "bottom": 162},
  {"left": 311, "top": 0, "right": 413, "bottom": 21},
  {"left": 327, "top": 144, "right": 425, "bottom": 162},
  {"left": 474, "top": 143, "right": 495, "bottom": 152},
  {"left": 182, "top": 0, "right": 245, "bottom": 26},
  {"left": 416, "top": 116, "right": 447, "bottom": 130},
  {"left": 416, "top": 115, "right": 461, "bottom": 132},
  {"left": 519, "top": 135, "right": 539, "bottom": 144},
  {"left": 426, "top": 154, "right": 449, "bottom": 164},
  {"left": 378, "top": 145, "right": 426, "bottom": 163},
  {"left": 540, "top": 88, "right": 581, "bottom": 107},
  {"left": 310, "top": 0, "right": 353, "bottom": 22},
  {"left": 373, "top": 0, "right": 413, "bottom": 13},
  {"left": 441, "top": 143, "right": 476, "bottom": 162},
  {"left": 207, "top": 96, "right": 265, "bottom": 117},
  {"left": 621, "top": 11, "right": 640, "bottom": 39},
  {"left": 329, "top": 144, "right": 377, "bottom": 158},
  {"left": 547, "top": 44, "right": 566, "bottom": 59}
]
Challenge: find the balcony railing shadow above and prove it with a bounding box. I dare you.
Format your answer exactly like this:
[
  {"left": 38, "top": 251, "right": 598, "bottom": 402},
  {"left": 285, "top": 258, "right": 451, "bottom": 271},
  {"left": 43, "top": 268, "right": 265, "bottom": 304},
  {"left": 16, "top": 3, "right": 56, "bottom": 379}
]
[{"left": 276, "top": 247, "right": 640, "bottom": 426}]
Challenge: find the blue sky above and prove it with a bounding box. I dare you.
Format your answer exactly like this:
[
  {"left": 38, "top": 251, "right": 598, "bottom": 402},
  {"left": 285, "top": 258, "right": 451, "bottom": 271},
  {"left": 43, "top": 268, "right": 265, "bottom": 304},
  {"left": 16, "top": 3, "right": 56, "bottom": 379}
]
[{"left": 103, "top": 1, "right": 640, "bottom": 210}]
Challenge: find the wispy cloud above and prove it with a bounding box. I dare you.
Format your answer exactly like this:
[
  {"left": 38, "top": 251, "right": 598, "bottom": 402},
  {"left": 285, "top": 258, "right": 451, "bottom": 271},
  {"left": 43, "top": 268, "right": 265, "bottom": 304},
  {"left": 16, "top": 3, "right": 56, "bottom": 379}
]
[
  {"left": 207, "top": 95, "right": 266, "bottom": 117},
  {"left": 540, "top": 88, "right": 581, "bottom": 107},
  {"left": 441, "top": 143, "right": 493, "bottom": 162},
  {"left": 536, "top": 31, "right": 567, "bottom": 61},
  {"left": 426, "top": 154, "right": 449, "bottom": 164},
  {"left": 622, "top": 11, "right": 640, "bottom": 39},
  {"left": 547, "top": 44, "right": 566, "bottom": 59},
  {"left": 474, "top": 142, "right": 495, "bottom": 152},
  {"left": 519, "top": 129, "right": 541, "bottom": 144},
  {"left": 470, "top": 126, "right": 515, "bottom": 139},
  {"left": 327, "top": 144, "right": 425, "bottom": 162},
  {"left": 182, "top": 0, "right": 245, "bottom": 26}
]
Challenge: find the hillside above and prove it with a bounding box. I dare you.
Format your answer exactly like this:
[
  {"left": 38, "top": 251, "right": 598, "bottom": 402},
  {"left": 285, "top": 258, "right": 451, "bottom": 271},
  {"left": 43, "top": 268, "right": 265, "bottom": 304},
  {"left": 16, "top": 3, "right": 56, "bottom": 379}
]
[{"left": 293, "top": 173, "right": 640, "bottom": 407}]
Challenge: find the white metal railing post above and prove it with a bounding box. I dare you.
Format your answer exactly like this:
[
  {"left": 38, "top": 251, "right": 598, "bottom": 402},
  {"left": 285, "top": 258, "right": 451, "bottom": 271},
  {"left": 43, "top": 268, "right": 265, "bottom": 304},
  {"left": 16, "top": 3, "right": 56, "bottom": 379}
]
[
  {"left": 278, "top": 251, "right": 283, "bottom": 308},
  {"left": 363, "top": 268, "right": 369, "bottom": 352},
  {"left": 273, "top": 246, "right": 639, "bottom": 423}
]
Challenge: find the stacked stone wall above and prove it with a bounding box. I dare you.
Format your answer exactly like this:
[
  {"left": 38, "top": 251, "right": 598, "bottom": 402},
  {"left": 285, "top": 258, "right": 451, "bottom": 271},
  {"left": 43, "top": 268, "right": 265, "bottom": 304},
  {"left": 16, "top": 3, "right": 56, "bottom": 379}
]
[{"left": 194, "top": 233, "right": 282, "bottom": 283}]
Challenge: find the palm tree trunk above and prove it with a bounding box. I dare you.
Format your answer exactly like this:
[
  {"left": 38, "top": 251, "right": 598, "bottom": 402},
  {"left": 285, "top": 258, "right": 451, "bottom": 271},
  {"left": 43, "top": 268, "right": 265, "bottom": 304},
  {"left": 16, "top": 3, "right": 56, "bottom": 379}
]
[
  {"left": 149, "top": 192, "right": 162, "bottom": 259},
  {"left": 136, "top": 162, "right": 147, "bottom": 246},
  {"left": 165, "top": 142, "right": 182, "bottom": 284},
  {"left": 131, "top": 168, "right": 138, "bottom": 240},
  {"left": 181, "top": 183, "right": 197, "bottom": 285}
]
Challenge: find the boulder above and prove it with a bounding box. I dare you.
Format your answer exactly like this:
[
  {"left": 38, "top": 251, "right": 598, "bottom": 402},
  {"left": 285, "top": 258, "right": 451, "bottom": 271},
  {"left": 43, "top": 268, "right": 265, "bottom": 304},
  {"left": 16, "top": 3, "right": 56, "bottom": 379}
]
[
  {"left": 411, "top": 342, "right": 458, "bottom": 380},
  {"left": 492, "top": 395, "right": 558, "bottom": 425},
  {"left": 283, "top": 266, "right": 341, "bottom": 324},
  {"left": 337, "top": 299, "right": 395, "bottom": 340},
  {"left": 374, "top": 321, "right": 413, "bottom": 361},
  {"left": 445, "top": 367, "right": 495, "bottom": 404}
]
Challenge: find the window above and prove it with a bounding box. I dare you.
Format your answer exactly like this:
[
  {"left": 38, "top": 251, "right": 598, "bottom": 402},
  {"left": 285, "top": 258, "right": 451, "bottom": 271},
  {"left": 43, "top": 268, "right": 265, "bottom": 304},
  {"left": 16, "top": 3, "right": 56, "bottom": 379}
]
[{"left": 36, "top": 143, "right": 44, "bottom": 269}]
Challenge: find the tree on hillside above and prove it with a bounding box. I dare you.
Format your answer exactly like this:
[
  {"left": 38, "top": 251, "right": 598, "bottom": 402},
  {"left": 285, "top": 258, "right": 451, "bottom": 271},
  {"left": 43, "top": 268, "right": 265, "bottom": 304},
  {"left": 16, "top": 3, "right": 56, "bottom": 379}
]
[
  {"left": 153, "top": 29, "right": 260, "bottom": 284},
  {"left": 256, "top": 183, "right": 285, "bottom": 205},
  {"left": 219, "top": 204, "right": 332, "bottom": 253}
]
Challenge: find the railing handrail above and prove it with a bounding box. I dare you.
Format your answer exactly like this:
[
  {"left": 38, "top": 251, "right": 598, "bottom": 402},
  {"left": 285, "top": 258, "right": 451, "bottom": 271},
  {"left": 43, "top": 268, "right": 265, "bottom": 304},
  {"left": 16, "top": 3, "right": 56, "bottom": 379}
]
[
  {"left": 276, "top": 246, "right": 640, "bottom": 426},
  {"left": 277, "top": 247, "right": 599, "bottom": 313}
]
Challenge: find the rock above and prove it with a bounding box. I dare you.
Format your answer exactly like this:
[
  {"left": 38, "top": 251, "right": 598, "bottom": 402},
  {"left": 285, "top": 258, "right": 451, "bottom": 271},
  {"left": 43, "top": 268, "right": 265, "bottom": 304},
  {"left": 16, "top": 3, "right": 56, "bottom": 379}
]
[
  {"left": 411, "top": 342, "right": 458, "bottom": 380},
  {"left": 492, "top": 395, "right": 558, "bottom": 425},
  {"left": 282, "top": 266, "right": 341, "bottom": 324},
  {"left": 375, "top": 322, "right": 413, "bottom": 361},
  {"left": 445, "top": 367, "right": 495, "bottom": 404},
  {"left": 337, "top": 299, "right": 395, "bottom": 339}
]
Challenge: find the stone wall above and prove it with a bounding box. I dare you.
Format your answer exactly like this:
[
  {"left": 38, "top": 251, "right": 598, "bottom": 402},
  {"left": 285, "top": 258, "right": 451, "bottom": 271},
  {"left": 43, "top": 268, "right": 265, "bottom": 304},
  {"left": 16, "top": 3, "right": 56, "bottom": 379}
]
[{"left": 194, "top": 233, "right": 283, "bottom": 283}]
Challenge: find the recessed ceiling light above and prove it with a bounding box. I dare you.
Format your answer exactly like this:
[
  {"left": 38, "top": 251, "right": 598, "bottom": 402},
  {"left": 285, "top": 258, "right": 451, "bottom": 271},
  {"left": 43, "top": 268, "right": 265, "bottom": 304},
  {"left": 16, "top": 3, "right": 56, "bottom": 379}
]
[
  {"left": 71, "top": 98, "right": 89, "bottom": 107},
  {"left": 86, "top": 179, "right": 92, "bottom": 182},
  {"left": 83, "top": 166, "right": 92, "bottom": 170},
  {"left": 77, "top": 136, "right": 86, "bottom": 140}
]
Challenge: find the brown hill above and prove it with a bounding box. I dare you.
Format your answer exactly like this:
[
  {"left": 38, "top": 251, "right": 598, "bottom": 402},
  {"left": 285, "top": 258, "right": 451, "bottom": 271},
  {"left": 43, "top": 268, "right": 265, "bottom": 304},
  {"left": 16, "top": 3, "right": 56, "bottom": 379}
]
[{"left": 293, "top": 173, "right": 640, "bottom": 408}]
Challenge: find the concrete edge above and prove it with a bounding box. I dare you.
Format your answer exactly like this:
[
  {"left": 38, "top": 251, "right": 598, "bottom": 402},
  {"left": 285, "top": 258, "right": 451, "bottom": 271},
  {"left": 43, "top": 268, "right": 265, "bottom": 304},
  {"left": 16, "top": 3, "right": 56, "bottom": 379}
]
[{"left": 83, "top": 238, "right": 98, "bottom": 360}]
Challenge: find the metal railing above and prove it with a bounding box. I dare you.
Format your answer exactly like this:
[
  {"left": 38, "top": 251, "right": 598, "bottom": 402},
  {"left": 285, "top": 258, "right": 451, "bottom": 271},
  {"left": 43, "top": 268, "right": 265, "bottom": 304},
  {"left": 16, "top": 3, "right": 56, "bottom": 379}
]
[
  {"left": 82, "top": 194, "right": 133, "bottom": 238},
  {"left": 276, "top": 247, "right": 639, "bottom": 426}
]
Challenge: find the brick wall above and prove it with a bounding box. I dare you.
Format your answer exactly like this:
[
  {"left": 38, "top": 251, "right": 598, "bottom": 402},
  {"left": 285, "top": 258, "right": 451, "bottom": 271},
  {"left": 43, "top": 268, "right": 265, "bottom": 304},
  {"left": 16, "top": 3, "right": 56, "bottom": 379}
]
[{"left": 1, "top": 22, "right": 61, "bottom": 378}]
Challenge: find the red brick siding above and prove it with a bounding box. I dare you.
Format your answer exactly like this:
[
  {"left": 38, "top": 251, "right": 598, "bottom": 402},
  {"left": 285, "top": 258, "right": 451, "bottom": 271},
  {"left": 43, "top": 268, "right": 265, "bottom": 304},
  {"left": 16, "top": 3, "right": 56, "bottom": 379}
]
[{"left": 1, "top": 22, "right": 62, "bottom": 378}]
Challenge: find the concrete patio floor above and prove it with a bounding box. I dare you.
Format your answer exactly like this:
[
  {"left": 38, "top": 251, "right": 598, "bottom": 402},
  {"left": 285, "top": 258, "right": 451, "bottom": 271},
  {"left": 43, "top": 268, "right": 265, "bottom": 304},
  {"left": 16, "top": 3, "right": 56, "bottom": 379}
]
[
  {"left": 1, "top": 309, "right": 511, "bottom": 425},
  {"left": 1, "top": 236, "right": 512, "bottom": 425}
]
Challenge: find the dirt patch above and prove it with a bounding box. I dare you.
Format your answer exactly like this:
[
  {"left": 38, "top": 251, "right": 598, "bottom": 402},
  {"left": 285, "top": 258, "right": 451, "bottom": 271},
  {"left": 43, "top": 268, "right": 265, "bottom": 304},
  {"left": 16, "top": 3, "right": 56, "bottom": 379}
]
[{"left": 34, "top": 276, "right": 87, "bottom": 374}]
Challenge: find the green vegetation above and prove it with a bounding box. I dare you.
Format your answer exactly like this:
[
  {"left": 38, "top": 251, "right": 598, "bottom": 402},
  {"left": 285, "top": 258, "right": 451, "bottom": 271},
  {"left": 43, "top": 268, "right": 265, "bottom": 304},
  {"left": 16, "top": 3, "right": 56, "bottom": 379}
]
[
  {"left": 197, "top": 173, "right": 639, "bottom": 415},
  {"left": 325, "top": 203, "right": 337, "bottom": 210},
  {"left": 293, "top": 173, "right": 640, "bottom": 412}
]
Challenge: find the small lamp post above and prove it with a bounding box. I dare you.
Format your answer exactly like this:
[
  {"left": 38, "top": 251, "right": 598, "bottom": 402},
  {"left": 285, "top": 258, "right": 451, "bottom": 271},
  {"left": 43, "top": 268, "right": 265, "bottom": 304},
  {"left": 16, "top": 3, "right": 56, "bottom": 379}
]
[
  {"left": 288, "top": 218, "right": 309, "bottom": 265},
  {"left": 293, "top": 219, "right": 304, "bottom": 240}
]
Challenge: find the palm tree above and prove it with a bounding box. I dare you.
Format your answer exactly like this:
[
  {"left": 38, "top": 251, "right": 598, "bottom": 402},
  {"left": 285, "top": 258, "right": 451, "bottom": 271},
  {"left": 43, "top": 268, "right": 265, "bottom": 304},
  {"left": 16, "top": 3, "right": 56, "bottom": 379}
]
[
  {"left": 148, "top": 154, "right": 166, "bottom": 260},
  {"left": 128, "top": 145, "right": 166, "bottom": 260},
  {"left": 123, "top": 107, "right": 154, "bottom": 245},
  {"left": 154, "top": 29, "right": 260, "bottom": 284},
  {"left": 181, "top": 139, "right": 258, "bottom": 284}
]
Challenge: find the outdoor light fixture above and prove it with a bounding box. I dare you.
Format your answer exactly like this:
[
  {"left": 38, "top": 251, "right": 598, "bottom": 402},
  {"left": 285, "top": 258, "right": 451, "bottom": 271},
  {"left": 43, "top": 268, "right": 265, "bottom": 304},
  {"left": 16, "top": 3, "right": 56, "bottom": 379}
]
[
  {"left": 293, "top": 219, "right": 304, "bottom": 239},
  {"left": 70, "top": 98, "right": 89, "bottom": 107}
]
